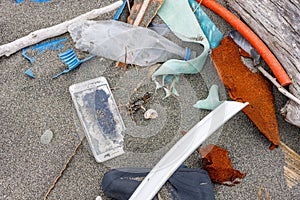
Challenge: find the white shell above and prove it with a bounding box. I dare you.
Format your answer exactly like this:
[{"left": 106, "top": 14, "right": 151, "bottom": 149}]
[{"left": 144, "top": 109, "right": 158, "bottom": 119}]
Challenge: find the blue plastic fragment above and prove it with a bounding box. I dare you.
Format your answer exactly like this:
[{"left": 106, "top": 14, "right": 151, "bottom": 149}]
[
  {"left": 188, "top": 0, "right": 223, "bottom": 48},
  {"left": 33, "top": 38, "right": 67, "bottom": 53},
  {"left": 113, "top": 0, "right": 127, "bottom": 20},
  {"left": 25, "top": 69, "right": 36, "bottom": 78},
  {"left": 184, "top": 48, "right": 191, "bottom": 61},
  {"left": 30, "top": 0, "right": 51, "bottom": 2},
  {"left": 22, "top": 38, "right": 67, "bottom": 64},
  {"left": 17, "top": 0, "right": 51, "bottom": 3},
  {"left": 22, "top": 48, "right": 35, "bottom": 64},
  {"left": 53, "top": 48, "right": 96, "bottom": 79}
]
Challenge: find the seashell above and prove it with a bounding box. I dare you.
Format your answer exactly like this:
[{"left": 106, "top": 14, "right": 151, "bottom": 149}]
[{"left": 144, "top": 109, "right": 158, "bottom": 119}]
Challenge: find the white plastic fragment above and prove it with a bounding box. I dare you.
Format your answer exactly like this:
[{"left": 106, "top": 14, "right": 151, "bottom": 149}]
[
  {"left": 0, "top": 1, "right": 123, "bottom": 57},
  {"left": 41, "top": 129, "right": 53, "bottom": 145},
  {"left": 144, "top": 109, "right": 158, "bottom": 119}
]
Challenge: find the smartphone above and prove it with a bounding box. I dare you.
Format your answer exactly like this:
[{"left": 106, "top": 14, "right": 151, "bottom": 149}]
[{"left": 69, "top": 77, "right": 126, "bottom": 162}]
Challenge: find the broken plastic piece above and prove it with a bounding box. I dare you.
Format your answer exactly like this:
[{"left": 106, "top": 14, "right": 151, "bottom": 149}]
[
  {"left": 102, "top": 167, "right": 215, "bottom": 200},
  {"left": 129, "top": 101, "right": 248, "bottom": 200},
  {"left": 189, "top": 0, "right": 223, "bottom": 48},
  {"left": 152, "top": 0, "right": 210, "bottom": 97},
  {"left": 22, "top": 38, "right": 67, "bottom": 64},
  {"left": 25, "top": 69, "right": 36, "bottom": 78},
  {"left": 30, "top": 0, "right": 51, "bottom": 2},
  {"left": 148, "top": 23, "right": 170, "bottom": 36},
  {"left": 68, "top": 20, "right": 194, "bottom": 67},
  {"left": 53, "top": 48, "right": 95, "bottom": 78},
  {"left": 194, "top": 84, "right": 223, "bottom": 110},
  {"left": 41, "top": 129, "right": 53, "bottom": 144},
  {"left": 17, "top": 0, "right": 51, "bottom": 2},
  {"left": 229, "top": 30, "right": 260, "bottom": 65},
  {"left": 200, "top": 144, "right": 246, "bottom": 186}
]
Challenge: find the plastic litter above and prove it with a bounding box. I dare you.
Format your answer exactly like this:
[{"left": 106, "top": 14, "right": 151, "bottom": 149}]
[
  {"left": 41, "top": 129, "right": 53, "bottom": 145},
  {"left": 148, "top": 23, "right": 170, "bottom": 36},
  {"left": 25, "top": 69, "right": 36, "bottom": 79},
  {"left": 102, "top": 167, "right": 215, "bottom": 200},
  {"left": 229, "top": 30, "right": 260, "bottom": 65},
  {"left": 23, "top": 38, "right": 67, "bottom": 78},
  {"left": 189, "top": 0, "right": 223, "bottom": 49},
  {"left": 52, "top": 48, "right": 95, "bottom": 79},
  {"left": 22, "top": 38, "right": 67, "bottom": 64},
  {"left": 30, "top": 0, "right": 51, "bottom": 2},
  {"left": 129, "top": 101, "right": 249, "bottom": 200},
  {"left": 152, "top": 0, "right": 210, "bottom": 97},
  {"left": 16, "top": 0, "right": 51, "bottom": 3},
  {"left": 69, "top": 77, "right": 126, "bottom": 162},
  {"left": 68, "top": 20, "right": 194, "bottom": 67},
  {"left": 193, "top": 84, "right": 223, "bottom": 110}
]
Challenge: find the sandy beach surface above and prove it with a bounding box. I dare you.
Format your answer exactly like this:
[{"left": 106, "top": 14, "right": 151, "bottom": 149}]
[{"left": 1, "top": 0, "right": 299, "bottom": 199}]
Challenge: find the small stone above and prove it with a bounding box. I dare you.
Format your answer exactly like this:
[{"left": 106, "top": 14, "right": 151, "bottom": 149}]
[{"left": 41, "top": 129, "right": 53, "bottom": 144}]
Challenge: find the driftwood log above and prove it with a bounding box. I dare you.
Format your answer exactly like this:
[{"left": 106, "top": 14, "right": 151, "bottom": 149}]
[{"left": 224, "top": 0, "right": 300, "bottom": 127}]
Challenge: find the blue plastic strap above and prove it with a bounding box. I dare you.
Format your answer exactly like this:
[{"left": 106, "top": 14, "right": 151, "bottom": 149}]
[
  {"left": 184, "top": 48, "right": 191, "bottom": 61},
  {"left": 113, "top": 0, "right": 127, "bottom": 20}
]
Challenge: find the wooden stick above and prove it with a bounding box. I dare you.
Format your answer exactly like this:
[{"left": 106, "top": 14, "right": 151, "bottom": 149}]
[
  {"left": 43, "top": 138, "right": 84, "bottom": 200},
  {"left": 0, "top": 1, "right": 123, "bottom": 57},
  {"left": 257, "top": 66, "right": 300, "bottom": 105}
]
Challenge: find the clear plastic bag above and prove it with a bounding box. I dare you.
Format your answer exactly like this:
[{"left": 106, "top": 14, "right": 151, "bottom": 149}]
[{"left": 68, "top": 20, "right": 193, "bottom": 66}]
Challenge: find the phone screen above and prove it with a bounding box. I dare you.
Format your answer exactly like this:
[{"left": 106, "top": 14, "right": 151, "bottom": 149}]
[{"left": 71, "top": 78, "right": 125, "bottom": 162}]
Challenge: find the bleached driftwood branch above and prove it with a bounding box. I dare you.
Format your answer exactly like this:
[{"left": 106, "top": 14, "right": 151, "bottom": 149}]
[
  {"left": 224, "top": 0, "right": 300, "bottom": 127},
  {"left": 0, "top": 0, "right": 123, "bottom": 57}
]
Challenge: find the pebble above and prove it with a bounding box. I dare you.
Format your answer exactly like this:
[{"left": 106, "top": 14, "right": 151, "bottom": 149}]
[{"left": 41, "top": 129, "right": 53, "bottom": 144}]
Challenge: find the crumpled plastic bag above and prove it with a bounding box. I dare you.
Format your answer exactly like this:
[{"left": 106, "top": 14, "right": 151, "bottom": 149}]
[{"left": 68, "top": 20, "right": 193, "bottom": 67}]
